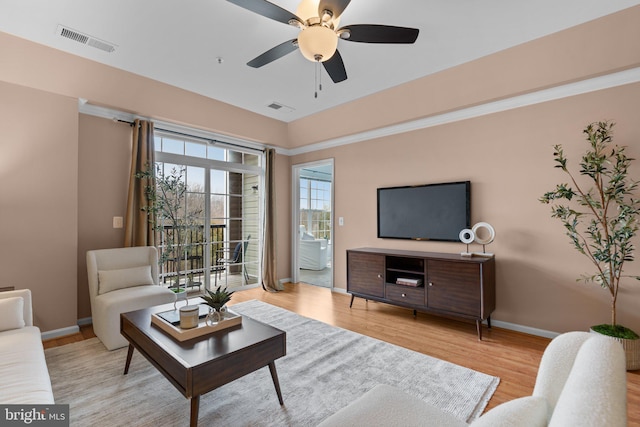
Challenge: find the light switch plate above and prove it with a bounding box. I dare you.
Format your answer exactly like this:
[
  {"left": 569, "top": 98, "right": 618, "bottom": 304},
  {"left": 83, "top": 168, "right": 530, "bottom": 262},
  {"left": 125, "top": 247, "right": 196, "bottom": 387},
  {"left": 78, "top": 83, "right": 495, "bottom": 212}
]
[{"left": 113, "top": 216, "right": 123, "bottom": 229}]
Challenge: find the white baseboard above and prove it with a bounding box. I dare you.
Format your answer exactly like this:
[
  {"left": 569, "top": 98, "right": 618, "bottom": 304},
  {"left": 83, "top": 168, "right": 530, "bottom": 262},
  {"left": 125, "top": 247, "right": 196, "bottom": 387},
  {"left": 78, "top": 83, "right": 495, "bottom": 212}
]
[
  {"left": 77, "top": 317, "right": 93, "bottom": 326},
  {"left": 489, "top": 320, "right": 559, "bottom": 339},
  {"left": 41, "top": 325, "right": 80, "bottom": 341}
]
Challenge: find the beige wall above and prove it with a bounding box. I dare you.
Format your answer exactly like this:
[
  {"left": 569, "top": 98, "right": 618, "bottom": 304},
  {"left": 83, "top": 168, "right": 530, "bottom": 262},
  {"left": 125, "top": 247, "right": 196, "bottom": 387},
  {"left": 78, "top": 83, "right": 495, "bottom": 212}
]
[
  {"left": 292, "top": 83, "right": 640, "bottom": 334},
  {"left": 0, "top": 81, "right": 78, "bottom": 331},
  {"left": 1, "top": 5, "right": 640, "bottom": 336},
  {"left": 77, "top": 115, "right": 132, "bottom": 319}
]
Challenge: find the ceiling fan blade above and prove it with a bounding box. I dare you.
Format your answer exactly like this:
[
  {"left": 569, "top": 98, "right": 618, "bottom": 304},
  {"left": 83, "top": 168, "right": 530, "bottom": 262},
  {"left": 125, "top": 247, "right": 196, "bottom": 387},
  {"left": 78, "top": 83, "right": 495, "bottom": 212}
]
[
  {"left": 226, "top": 0, "right": 303, "bottom": 25},
  {"left": 340, "top": 24, "right": 419, "bottom": 44},
  {"left": 322, "top": 50, "right": 347, "bottom": 83},
  {"left": 318, "top": 0, "right": 351, "bottom": 19},
  {"left": 247, "top": 39, "right": 299, "bottom": 68}
]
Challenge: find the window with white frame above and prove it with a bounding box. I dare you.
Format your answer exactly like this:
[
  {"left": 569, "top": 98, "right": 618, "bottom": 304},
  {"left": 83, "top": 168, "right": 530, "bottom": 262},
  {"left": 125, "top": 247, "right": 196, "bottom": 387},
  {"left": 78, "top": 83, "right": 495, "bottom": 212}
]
[
  {"left": 153, "top": 132, "right": 263, "bottom": 291},
  {"left": 300, "top": 177, "right": 331, "bottom": 241}
]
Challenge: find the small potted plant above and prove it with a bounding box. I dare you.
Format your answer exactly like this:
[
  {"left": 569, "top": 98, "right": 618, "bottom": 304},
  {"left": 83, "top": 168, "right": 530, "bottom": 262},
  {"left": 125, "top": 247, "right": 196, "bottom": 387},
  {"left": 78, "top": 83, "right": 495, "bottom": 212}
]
[
  {"left": 540, "top": 121, "right": 640, "bottom": 370},
  {"left": 202, "top": 286, "right": 235, "bottom": 324}
]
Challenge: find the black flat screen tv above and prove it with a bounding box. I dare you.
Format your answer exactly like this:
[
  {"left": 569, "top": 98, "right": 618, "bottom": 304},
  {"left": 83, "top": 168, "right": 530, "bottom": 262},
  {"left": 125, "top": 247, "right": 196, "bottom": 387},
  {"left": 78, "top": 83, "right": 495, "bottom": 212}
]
[{"left": 377, "top": 181, "right": 470, "bottom": 241}]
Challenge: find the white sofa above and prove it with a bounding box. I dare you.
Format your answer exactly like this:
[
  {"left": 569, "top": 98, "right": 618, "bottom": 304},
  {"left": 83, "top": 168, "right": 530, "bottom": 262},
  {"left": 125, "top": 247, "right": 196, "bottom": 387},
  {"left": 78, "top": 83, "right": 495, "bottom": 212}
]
[
  {"left": 299, "top": 226, "right": 328, "bottom": 270},
  {"left": 318, "top": 331, "right": 627, "bottom": 427},
  {"left": 0, "top": 289, "right": 54, "bottom": 404},
  {"left": 86, "top": 246, "right": 176, "bottom": 351}
]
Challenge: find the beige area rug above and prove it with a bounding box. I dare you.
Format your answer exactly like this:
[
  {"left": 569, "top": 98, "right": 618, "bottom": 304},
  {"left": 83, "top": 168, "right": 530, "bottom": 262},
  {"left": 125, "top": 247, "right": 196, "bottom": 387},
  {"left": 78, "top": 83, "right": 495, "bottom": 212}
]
[{"left": 45, "top": 300, "right": 499, "bottom": 426}]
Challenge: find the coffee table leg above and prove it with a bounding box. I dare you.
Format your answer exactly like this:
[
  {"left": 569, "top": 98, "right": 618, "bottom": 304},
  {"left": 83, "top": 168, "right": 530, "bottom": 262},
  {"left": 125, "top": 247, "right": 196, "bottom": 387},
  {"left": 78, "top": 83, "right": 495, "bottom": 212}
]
[
  {"left": 190, "top": 395, "right": 200, "bottom": 427},
  {"left": 123, "top": 344, "right": 134, "bottom": 375},
  {"left": 268, "top": 361, "right": 284, "bottom": 405}
]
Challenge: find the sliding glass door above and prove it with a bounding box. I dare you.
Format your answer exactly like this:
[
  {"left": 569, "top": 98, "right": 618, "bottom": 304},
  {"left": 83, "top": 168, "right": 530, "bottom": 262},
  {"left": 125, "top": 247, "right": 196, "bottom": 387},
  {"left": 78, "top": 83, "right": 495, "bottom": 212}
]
[{"left": 155, "top": 132, "right": 262, "bottom": 291}]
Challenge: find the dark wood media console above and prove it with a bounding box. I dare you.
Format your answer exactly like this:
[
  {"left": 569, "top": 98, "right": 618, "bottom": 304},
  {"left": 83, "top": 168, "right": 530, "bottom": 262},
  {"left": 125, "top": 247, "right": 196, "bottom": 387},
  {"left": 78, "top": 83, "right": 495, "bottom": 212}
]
[{"left": 347, "top": 248, "right": 496, "bottom": 340}]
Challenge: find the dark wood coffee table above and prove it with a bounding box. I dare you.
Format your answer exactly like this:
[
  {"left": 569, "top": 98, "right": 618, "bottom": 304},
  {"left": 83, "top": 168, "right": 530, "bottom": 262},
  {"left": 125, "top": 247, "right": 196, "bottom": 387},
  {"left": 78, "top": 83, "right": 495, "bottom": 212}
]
[{"left": 120, "top": 300, "right": 286, "bottom": 427}]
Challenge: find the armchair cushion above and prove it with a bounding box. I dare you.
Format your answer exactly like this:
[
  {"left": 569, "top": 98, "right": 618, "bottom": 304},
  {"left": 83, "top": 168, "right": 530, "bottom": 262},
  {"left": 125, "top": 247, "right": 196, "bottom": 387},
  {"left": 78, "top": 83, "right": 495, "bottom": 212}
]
[
  {"left": 317, "top": 384, "right": 467, "bottom": 427},
  {"left": 98, "top": 265, "right": 154, "bottom": 295},
  {"left": 470, "top": 396, "right": 547, "bottom": 427},
  {"left": 0, "top": 297, "right": 25, "bottom": 332}
]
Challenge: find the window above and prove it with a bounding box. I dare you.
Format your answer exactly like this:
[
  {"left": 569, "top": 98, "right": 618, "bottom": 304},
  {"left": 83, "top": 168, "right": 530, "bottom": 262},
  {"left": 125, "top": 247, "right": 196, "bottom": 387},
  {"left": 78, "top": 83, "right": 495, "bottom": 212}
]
[
  {"left": 300, "top": 178, "right": 331, "bottom": 241},
  {"left": 154, "top": 132, "right": 263, "bottom": 291}
]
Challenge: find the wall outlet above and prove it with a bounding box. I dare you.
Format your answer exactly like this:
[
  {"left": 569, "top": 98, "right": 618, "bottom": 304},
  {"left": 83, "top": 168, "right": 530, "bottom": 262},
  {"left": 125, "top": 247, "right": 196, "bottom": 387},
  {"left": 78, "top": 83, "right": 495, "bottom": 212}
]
[{"left": 113, "top": 216, "right": 123, "bottom": 229}]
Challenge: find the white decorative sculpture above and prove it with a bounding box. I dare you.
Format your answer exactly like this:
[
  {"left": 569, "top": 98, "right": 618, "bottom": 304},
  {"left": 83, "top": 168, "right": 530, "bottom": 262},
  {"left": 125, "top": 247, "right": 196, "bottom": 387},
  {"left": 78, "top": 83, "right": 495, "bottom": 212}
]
[{"left": 459, "top": 222, "right": 495, "bottom": 257}]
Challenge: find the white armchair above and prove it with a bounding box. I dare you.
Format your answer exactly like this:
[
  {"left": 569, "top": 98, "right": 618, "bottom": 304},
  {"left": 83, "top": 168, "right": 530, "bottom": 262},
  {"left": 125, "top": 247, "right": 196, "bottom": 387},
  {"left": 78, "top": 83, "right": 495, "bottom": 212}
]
[
  {"left": 86, "top": 246, "right": 176, "bottom": 350},
  {"left": 318, "top": 331, "right": 627, "bottom": 426},
  {"left": 299, "top": 225, "right": 328, "bottom": 270}
]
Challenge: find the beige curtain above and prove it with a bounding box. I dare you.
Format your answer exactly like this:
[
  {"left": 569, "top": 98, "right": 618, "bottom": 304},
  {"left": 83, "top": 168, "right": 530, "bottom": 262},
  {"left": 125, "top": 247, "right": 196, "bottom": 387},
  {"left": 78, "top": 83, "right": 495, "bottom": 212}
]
[
  {"left": 124, "top": 119, "right": 156, "bottom": 247},
  {"left": 262, "top": 148, "right": 282, "bottom": 291}
]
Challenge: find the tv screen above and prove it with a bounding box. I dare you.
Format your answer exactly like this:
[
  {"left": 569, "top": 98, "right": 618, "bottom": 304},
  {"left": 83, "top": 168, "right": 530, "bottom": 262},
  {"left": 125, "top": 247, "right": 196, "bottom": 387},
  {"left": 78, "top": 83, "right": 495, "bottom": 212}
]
[{"left": 377, "top": 181, "right": 470, "bottom": 241}]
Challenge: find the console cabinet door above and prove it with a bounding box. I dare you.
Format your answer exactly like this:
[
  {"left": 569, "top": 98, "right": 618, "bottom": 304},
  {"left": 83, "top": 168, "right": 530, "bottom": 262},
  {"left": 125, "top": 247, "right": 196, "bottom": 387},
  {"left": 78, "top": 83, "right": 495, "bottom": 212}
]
[
  {"left": 427, "top": 260, "right": 480, "bottom": 317},
  {"left": 347, "top": 252, "right": 385, "bottom": 298}
]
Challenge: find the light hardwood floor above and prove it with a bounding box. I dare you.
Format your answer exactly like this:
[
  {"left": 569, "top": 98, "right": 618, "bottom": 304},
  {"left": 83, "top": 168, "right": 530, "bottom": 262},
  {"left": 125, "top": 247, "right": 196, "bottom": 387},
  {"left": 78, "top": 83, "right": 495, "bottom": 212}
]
[{"left": 45, "top": 282, "right": 639, "bottom": 424}]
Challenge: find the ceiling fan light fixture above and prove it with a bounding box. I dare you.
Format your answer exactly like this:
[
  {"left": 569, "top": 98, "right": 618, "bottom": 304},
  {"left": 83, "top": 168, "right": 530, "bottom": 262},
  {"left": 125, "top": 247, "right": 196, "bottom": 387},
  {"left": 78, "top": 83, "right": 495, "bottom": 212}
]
[
  {"left": 296, "top": 0, "right": 339, "bottom": 27},
  {"left": 298, "top": 25, "right": 338, "bottom": 62},
  {"left": 296, "top": 0, "right": 319, "bottom": 22}
]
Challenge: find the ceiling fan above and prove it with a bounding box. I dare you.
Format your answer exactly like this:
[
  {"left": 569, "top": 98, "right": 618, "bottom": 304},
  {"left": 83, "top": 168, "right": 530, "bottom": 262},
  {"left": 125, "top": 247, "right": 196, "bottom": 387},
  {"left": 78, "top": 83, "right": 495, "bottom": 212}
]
[{"left": 226, "top": 0, "right": 419, "bottom": 84}]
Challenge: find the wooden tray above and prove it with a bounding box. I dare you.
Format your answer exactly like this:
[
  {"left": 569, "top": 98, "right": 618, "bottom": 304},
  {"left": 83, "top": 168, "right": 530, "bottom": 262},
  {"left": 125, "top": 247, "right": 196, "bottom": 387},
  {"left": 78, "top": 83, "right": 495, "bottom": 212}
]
[{"left": 151, "top": 309, "right": 242, "bottom": 342}]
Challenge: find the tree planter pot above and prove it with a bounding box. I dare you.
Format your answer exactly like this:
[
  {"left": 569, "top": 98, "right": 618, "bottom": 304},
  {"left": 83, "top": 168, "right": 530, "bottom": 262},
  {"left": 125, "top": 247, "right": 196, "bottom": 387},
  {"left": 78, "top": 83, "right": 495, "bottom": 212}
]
[
  {"left": 590, "top": 328, "right": 640, "bottom": 371},
  {"left": 173, "top": 289, "right": 188, "bottom": 310}
]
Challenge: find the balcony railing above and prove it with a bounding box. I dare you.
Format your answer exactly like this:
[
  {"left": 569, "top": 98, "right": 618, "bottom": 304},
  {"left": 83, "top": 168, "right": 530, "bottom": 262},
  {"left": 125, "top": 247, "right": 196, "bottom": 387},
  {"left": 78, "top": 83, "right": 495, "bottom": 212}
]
[
  {"left": 158, "top": 224, "right": 225, "bottom": 288},
  {"left": 157, "top": 224, "right": 256, "bottom": 291}
]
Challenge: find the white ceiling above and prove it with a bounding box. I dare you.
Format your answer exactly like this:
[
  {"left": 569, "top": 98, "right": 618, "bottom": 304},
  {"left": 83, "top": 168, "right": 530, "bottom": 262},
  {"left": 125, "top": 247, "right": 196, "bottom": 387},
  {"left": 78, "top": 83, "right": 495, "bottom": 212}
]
[{"left": 1, "top": 0, "right": 639, "bottom": 122}]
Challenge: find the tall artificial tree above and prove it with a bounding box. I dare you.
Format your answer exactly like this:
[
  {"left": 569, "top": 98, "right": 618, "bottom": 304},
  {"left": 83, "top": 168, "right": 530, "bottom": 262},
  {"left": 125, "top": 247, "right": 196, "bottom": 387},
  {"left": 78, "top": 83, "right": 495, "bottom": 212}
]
[
  {"left": 137, "top": 164, "right": 202, "bottom": 292},
  {"left": 540, "top": 121, "right": 640, "bottom": 338}
]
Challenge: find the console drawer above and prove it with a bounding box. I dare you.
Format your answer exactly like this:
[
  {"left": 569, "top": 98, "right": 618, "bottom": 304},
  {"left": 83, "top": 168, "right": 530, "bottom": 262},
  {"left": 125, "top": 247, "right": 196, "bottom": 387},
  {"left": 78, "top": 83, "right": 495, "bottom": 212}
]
[{"left": 386, "top": 284, "right": 424, "bottom": 306}]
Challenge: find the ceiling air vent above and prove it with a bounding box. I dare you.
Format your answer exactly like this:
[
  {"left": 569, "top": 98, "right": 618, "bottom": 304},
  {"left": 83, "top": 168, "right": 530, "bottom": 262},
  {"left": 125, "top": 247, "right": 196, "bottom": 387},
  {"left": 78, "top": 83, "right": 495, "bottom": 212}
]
[
  {"left": 266, "top": 102, "right": 294, "bottom": 113},
  {"left": 56, "top": 25, "right": 116, "bottom": 53}
]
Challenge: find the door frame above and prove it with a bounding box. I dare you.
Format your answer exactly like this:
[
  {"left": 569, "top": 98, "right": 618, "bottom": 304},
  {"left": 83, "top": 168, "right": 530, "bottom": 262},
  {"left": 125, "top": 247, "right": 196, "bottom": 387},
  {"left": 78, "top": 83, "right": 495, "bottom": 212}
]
[{"left": 291, "top": 159, "right": 334, "bottom": 287}]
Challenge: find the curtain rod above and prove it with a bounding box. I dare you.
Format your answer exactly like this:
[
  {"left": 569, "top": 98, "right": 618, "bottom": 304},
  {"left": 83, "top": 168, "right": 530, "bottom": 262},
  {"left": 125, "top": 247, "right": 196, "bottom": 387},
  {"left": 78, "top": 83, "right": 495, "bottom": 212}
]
[{"left": 116, "top": 119, "right": 266, "bottom": 153}]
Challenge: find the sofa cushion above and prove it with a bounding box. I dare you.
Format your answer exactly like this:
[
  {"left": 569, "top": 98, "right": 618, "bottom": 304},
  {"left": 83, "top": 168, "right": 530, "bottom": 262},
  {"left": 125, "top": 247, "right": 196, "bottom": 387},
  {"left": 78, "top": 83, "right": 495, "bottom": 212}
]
[
  {"left": 0, "top": 326, "right": 54, "bottom": 404},
  {"left": 470, "top": 396, "right": 548, "bottom": 427},
  {"left": 0, "top": 297, "right": 25, "bottom": 332},
  {"left": 98, "top": 265, "right": 154, "bottom": 295}
]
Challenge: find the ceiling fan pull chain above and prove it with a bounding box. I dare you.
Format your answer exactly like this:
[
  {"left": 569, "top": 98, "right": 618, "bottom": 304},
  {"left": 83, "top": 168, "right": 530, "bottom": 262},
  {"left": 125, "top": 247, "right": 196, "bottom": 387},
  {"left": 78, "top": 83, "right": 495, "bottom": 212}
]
[{"left": 314, "top": 61, "right": 320, "bottom": 99}]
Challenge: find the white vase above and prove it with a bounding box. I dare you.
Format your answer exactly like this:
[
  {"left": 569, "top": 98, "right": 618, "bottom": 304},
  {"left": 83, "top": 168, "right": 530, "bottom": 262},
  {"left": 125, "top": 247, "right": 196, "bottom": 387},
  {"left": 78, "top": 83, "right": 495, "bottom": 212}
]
[{"left": 173, "top": 289, "right": 188, "bottom": 310}]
